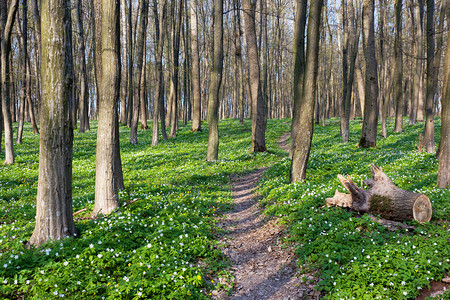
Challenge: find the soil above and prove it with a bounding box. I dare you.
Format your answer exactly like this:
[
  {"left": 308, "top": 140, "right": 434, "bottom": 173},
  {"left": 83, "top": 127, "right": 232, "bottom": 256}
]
[{"left": 213, "top": 133, "right": 319, "bottom": 299}]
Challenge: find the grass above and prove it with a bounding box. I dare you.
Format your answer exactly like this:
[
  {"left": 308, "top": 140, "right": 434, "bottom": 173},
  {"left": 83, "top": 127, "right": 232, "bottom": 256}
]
[
  {"left": 258, "top": 117, "right": 450, "bottom": 299},
  {"left": 0, "top": 117, "right": 448, "bottom": 299},
  {"left": 0, "top": 119, "right": 288, "bottom": 299}
]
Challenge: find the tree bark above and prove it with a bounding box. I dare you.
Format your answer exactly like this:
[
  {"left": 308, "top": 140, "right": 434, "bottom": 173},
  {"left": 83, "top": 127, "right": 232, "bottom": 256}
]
[
  {"left": 422, "top": 0, "right": 436, "bottom": 153},
  {"left": 130, "top": 0, "right": 148, "bottom": 144},
  {"left": 290, "top": 0, "right": 307, "bottom": 156},
  {"left": 326, "top": 164, "right": 432, "bottom": 223},
  {"left": 93, "top": 0, "right": 123, "bottom": 216},
  {"left": 437, "top": 13, "right": 450, "bottom": 188},
  {"left": 393, "top": 0, "right": 404, "bottom": 133},
  {"left": 0, "top": 0, "right": 19, "bottom": 164},
  {"left": 358, "top": 0, "right": 378, "bottom": 148},
  {"left": 29, "top": 0, "right": 76, "bottom": 246},
  {"left": 290, "top": 0, "right": 323, "bottom": 182},
  {"left": 206, "top": 0, "right": 223, "bottom": 161},
  {"left": 242, "top": 0, "right": 266, "bottom": 152},
  {"left": 190, "top": 0, "right": 202, "bottom": 132},
  {"left": 77, "top": 0, "right": 90, "bottom": 133},
  {"left": 119, "top": 0, "right": 127, "bottom": 124}
]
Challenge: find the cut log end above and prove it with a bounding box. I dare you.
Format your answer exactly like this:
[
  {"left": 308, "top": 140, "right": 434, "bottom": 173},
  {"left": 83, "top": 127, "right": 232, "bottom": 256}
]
[{"left": 413, "top": 194, "right": 433, "bottom": 223}]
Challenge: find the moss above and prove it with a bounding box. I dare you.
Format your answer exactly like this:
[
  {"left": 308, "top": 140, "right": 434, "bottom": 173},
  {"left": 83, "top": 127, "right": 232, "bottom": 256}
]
[{"left": 369, "top": 195, "right": 393, "bottom": 213}]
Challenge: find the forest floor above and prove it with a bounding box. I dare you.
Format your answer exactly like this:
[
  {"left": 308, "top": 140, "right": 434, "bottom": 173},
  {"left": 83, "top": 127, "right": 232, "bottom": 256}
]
[{"left": 213, "top": 133, "right": 320, "bottom": 299}]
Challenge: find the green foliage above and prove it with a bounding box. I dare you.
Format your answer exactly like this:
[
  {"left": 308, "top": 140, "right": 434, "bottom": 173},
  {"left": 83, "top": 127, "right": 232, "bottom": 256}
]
[
  {"left": 0, "top": 119, "right": 289, "bottom": 299},
  {"left": 259, "top": 118, "right": 450, "bottom": 299}
]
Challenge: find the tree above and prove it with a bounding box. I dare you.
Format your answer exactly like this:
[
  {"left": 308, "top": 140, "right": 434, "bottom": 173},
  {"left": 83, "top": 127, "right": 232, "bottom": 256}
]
[
  {"left": 290, "top": 0, "right": 307, "bottom": 155},
  {"left": 206, "top": 0, "right": 223, "bottom": 161},
  {"left": 290, "top": 0, "right": 323, "bottom": 182},
  {"left": 77, "top": 0, "right": 90, "bottom": 133},
  {"left": 393, "top": 0, "right": 404, "bottom": 133},
  {"left": 28, "top": 0, "right": 76, "bottom": 246},
  {"left": 422, "top": 0, "right": 436, "bottom": 153},
  {"left": 0, "top": 0, "right": 19, "bottom": 164},
  {"left": 152, "top": 0, "right": 168, "bottom": 146},
  {"left": 92, "top": 0, "right": 123, "bottom": 216},
  {"left": 130, "top": 0, "right": 148, "bottom": 144},
  {"left": 358, "top": 0, "right": 378, "bottom": 148},
  {"left": 340, "top": 0, "right": 360, "bottom": 142},
  {"left": 190, "top": 0, "right": 202, "bottom": 132},
  {"left": 242, "top": 0, "right": 266, "bottom": 152},
  {"left": 437, "top": 17, "right": 449, "bottom": 188}
]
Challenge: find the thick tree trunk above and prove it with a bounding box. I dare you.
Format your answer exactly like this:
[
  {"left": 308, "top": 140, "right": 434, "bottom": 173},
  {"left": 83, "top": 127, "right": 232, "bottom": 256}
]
[
  {"left": 290, "top": 0, "right": 323, "bottom": 182},
  {"left": 358, "top": 0, "right": 378, "bottom": 148},
  {"left": 29, "top": 0, "right": 76, "bottom": 246},
  {"left": 326, "top": 164, "right": 432, "bottom": 223},
  {"left": 206, "top": 0, "right": 223, "bottom": 161},
  {"left": 93, "top": 0, "right": 122, "bottom": 216},
  {"left": 190, "top": 0, "right": 202, "bottom": 132},
  {"left": 393, "top": 0, "right": 404, "bottom": 133},
  {"left": 437, "top": 19, "right": 450, "bottom": 188}
]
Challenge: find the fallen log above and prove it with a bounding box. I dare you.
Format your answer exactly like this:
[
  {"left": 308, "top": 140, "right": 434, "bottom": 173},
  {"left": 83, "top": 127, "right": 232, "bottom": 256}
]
[{"left": 326, "top": 163, "right": 432, "bottom": 223}]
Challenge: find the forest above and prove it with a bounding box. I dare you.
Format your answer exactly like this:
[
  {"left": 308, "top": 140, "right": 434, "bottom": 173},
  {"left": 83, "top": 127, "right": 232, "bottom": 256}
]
[{"left": 0, "top": 0, "right": 449, "bottom": 298}]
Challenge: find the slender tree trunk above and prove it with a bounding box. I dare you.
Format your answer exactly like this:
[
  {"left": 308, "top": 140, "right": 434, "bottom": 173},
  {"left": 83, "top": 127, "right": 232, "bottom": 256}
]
[
  {"left": 29, "top": 0, "right": 76, "bottom": 246},
  {"left": 422, "top": 0, "right": 436, "bottom": 153},
  {"left": 393, "top": 0, "right": 404, "bottom": 133},
  {"left": 152, "top": 0, "right": 166, "bottom": 146},
  {"left": 126, "top": 0, "right": 133, "bottom": 127},
  {"left": 190, "top": 0, "right": 202, "bottom": 132},
  {"left": 415, "top": 0, "right": 425, "bottom": 122},
  {"left": 290, "top": 0, "right": 323, "bottom": 182},
  {"left": 139, "top": 43, "right": 148, "bottom": 130},
  {"left": 130, "top": 0, "right": 148, "bottom": 144},
  {"left": 358, "top": 0, "right": 378, "bottom": 148},
  {"left": 77, "top": 0, "right": 90, "bottom": 133},
  {"left": 169, "top": 0, "right": 183, "bottom": 137},
  {"left": 290, "top": 0, "right": 307, "bottom": 155},
  {"left": 206, "top": 0, "right": 223, "bottom": 161},
  {"left": 0, "top": 0, "right": 19, "bottom": 164},
  {"left": 119, "top": 0, "right": 127, "bottom": 124},
  {"left": 16, "top": 0, "right": 26, "bottom": 144},
  {"left": 242, "top": 0, "right": 266, "bottom": 152},
  {"left": 93, "top": 0, "right": 123, "bottom": 215}
]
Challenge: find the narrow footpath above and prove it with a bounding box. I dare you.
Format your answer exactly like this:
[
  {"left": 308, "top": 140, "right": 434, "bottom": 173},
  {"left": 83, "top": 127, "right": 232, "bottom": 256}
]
[{"left": 214, "top": 133, "right": 318, "bottom": 300}]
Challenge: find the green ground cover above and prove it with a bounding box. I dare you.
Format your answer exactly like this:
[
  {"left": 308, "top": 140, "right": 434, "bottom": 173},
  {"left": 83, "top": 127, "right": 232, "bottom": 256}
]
[
  {"left": 0, "top": 118, "right": 448, "bottom": 299},
  {"left": 0, "top": 119, "right": 288, "bottom": 299},
  {"left": 259, "top": 118, "right": 450, "bottom": 299}
]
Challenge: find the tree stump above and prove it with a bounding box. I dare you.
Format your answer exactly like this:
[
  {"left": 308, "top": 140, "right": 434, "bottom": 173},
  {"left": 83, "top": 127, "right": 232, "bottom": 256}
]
[{"left": 326, "top": 163, "right": 432, "bottom": 223}]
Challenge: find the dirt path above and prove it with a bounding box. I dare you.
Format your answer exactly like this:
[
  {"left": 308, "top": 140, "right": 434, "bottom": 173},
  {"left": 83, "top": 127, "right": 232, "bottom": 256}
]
[{"left": 214, "top": 133, "right": 318, "bottom": 300}]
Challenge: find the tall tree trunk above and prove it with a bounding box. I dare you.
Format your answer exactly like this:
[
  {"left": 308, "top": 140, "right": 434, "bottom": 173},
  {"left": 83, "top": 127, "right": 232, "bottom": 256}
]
[
  {"left": 290, "top": 0, "right": 323, "bottom": 182},
  {"left": 437, "top": 20, "right": 450, "bottom": 188},
  {"left": 130, "top": 0, "right": 148, "bottom": 144},
  {"left": 119, "top": 0, "right": 127, "bottom": 124},
  {"left": 126, "top": 0, "right": 133, "bottom": 127},
  {"left": 341, "top": 0, "right": 360, "bottom": 142},
  {"left": 358, "top": 0, "right": 378, "bottom": 148},
  {"left": 235, "top": 0, "right": 245, "bottom": 124},
  {"left": 393, "top": 0, "right": 404, "bottom": 133},
  {"left": 414, "top": 0, "right": 425, "bottom": 122},
  {"left": 29, "top": 0, "right": 76, "bottom": 246},
  {"left": 206, "top": 0, "right": 223, "bottom": 161},
  {"left": 422, "top": 0, "right": 436, "bottom": 153},
  {"left": 0, "top": 0, "right": 19, "bottom": 164},
  {"left": 290, "top": 0, "right": 307, "bottom": 155},
  {"left": 152, "top": 0, "right": 166, "bottom": 146},
  {"left": 190, "top": 0, "right": 202, "bottom": 132},
  {"left": 77, "top": 0, "right": 90, "bottom": 133},
  {"left": 139, "top": 43, "right": 148, "bottom": 130},
  {"left": 169, "top": 0, "right": 183, "bottom": 137},
  {"left": 242, "top": 0, "right": 266, "bottom": 152},
  {"left": 16, "top": 2, "right": 26, "bottom": 144},
  {"left": 93, "top": 0, "right": 123, "bottom": 215}
]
